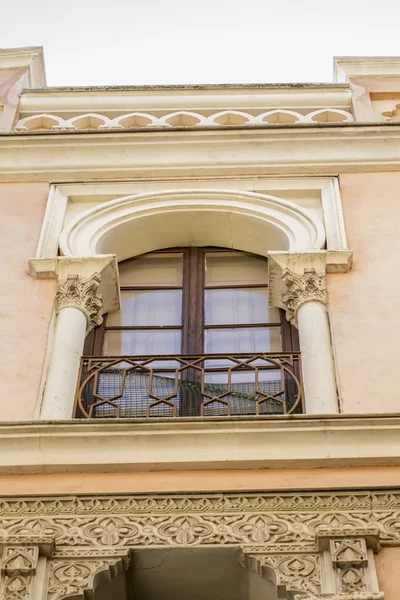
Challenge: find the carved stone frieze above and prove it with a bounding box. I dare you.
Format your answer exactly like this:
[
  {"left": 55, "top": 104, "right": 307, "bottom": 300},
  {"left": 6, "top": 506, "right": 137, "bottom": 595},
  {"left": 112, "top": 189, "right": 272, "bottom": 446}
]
[
  {"left": 0, "top": 492, "right": 393, "bottom": 599},
  {"left": 0, "top": 491, "right": 398, "bottom": 552},
  {"left": 55, "top": 273, "right": 103, "bottom": 330},
  {"left": 282, "top": 267, "right": 327, "bottom": 325}
]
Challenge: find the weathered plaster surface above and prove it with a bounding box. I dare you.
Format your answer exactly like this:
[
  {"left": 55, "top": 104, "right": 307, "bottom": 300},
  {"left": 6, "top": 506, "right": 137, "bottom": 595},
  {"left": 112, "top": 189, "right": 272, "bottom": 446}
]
[
  {"left": 375, "top": 547, "right": 400, "bottom": 600},
  {"left": 0, "top": 183, "right": 55, "bottom": 419},
  {"left": 328, "top": 172, "right": 400, "bottom": 413},
  {"left": 0, "top": 68, "right": 27, "bottom": 132}
]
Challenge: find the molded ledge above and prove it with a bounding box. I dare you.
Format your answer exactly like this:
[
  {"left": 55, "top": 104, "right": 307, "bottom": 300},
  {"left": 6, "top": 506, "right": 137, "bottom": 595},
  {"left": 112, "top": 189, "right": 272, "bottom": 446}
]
[
  {"left": 0, "top": 415, "right": 399, "bottom": 474},
  {"left": 2, "top": 125, "right": 400, "bottom": 181}
]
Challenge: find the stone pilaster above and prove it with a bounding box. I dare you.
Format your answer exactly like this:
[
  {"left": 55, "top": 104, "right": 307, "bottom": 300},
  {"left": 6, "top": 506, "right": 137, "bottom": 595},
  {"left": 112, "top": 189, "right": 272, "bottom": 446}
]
[
  {"left": 317, "top": 530, "right": 383, "bottom": 599},
  {"left": 0, "top": 538, "right": 53, "bottom": 600}
]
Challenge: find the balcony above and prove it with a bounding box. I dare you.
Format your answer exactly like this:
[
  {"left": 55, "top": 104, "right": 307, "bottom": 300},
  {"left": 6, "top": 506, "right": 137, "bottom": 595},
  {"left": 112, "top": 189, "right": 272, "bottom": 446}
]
[{"left": 74, "top": 352, "right": 303, "bottom": 419}]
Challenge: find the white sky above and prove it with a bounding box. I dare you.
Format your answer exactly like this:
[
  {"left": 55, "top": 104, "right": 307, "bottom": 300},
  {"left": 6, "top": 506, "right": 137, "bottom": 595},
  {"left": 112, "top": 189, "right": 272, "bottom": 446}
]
[{"left": 1, "top": 0, "right": 400, "bottom": 87}]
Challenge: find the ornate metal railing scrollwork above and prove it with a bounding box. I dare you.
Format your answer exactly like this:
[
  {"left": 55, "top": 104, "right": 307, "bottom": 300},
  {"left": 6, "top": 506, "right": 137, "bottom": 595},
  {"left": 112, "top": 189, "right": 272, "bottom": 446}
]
[{"left": 74, "top": 352, "right": 304, "bottom": 419}]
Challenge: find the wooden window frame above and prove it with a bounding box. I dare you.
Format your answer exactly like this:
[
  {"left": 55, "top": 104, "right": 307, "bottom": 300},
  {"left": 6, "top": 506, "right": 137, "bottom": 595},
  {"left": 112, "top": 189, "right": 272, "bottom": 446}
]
[{"left": 84, "top": 247, "right": 299, "bottom": 355}]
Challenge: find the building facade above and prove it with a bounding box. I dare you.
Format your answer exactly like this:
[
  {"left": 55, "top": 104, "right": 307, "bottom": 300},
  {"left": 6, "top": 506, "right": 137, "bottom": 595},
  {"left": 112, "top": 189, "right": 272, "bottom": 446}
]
[{"left": 0, "top": 46, "right": 400, "bottom": 599}]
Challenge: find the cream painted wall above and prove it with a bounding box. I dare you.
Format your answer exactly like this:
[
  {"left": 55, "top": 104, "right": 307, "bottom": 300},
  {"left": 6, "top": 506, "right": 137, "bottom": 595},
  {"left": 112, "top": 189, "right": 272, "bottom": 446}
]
[
  {"left": 328, "top": 172, "right": 400, "bottom": 414},
  {"left": 375, "top": 547, "right": 400, "bottom": 600},
  {"left": 0, "top": 183, "right": 55, "bottom": 420}
]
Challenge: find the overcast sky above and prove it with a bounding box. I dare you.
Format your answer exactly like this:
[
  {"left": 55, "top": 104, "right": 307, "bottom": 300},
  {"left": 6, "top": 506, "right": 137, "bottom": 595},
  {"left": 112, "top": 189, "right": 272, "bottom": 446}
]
[{"left": 1, "top": 0, "right": 400, "bottom": 87}]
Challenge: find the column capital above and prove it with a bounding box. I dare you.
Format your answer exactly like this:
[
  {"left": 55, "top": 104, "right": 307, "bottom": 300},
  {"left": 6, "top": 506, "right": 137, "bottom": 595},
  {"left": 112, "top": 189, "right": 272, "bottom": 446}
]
[
  {"left": 267, "top": 250, "right": 352, "bottom": 315},
  {"left": 29, "top": 254, "right": 121, "bottom": 316},
  {"left": 55, "top": 273, "right": 103, "bottom": 331},
  {"left": 282, "top": 267, "right": 327, "bottom": 325}
]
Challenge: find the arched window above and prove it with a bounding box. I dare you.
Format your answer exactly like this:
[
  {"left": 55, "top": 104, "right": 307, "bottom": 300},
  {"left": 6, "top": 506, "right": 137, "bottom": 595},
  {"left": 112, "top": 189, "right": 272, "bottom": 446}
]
[
  {"left": 77, "top": 248, "right": 302, "bottom": 418},
  {"left": 86, "top": 247, "right": 298, "bottom": 356}
]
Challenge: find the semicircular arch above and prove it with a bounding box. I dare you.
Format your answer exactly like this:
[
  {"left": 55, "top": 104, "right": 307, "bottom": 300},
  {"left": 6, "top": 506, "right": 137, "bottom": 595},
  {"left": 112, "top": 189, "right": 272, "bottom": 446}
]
[{"left": 59, "top": 189, "right": 325, "bottom": 260}]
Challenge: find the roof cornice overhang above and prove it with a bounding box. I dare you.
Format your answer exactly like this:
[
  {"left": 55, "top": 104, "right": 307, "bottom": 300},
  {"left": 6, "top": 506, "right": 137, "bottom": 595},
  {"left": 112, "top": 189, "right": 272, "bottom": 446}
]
[
  {"left": 0, "top": 414, "right": 399, "bottom": 474},
  {"left": 1, "top": 124, "right": 400, "bottom": 182}
]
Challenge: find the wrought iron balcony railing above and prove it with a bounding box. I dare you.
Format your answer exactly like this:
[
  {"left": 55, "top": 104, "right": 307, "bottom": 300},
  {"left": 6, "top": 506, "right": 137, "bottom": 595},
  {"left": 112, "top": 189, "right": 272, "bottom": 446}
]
[{"left": 74, "top": 352, "right": 303, "bottom": 419}]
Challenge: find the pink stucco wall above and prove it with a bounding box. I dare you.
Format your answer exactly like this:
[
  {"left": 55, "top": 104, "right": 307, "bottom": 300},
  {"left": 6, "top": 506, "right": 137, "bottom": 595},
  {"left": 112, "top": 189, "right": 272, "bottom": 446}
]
[
  {"left": 0, "top": 465, "right": 398, "bottom": 495},
  {"left": 0, "top": 67, "right": 27, "bottom": 132},
  {"left": 328, "top": 172, "right": 400, "bottom": 413},
  {"left": 0, "top": 183, "right": 55, "bottom": 420},
  {"left": 375, "top": 547, "right": 400, "bottom": 600}
]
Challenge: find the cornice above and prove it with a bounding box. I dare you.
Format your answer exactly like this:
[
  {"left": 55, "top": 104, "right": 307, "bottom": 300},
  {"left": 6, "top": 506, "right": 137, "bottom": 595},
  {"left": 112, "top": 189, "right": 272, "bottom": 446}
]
[
  {"left": 24, "top": 82, "right": 350, "bottom": 90},
  {"left": 0, "top": 46, "right": 46, "bottom": 88},
  {"left": 1, "top": 124, "right": 400, "bottom": 181},
  {"left": 334, "top": 55, "right": 400, "bottom": 82},
  {"left": 18, "top": 85, "right": 352, "bottom": 115},
  {"left": 0, "top": 415, "right": 399, "bottom": 474}
]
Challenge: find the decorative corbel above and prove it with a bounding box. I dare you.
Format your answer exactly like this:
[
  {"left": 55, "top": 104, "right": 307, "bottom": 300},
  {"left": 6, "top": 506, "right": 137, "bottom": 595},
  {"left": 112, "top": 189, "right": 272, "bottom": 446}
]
[
  {"left": 47, "top": 554, "right": 130, "bottom": 600},
  {"left": 241, "top": 549, "right": 322, "bottom": 598}
]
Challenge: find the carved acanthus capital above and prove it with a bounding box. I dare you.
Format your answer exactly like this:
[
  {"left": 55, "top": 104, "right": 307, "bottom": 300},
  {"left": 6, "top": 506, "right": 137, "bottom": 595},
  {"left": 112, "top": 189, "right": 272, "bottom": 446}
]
[
  {"left": 55, "top": 273, "right": 103, "bottom": 331},
  {"left": 282, "top": 267, "right": 327, "bottom": 325}
]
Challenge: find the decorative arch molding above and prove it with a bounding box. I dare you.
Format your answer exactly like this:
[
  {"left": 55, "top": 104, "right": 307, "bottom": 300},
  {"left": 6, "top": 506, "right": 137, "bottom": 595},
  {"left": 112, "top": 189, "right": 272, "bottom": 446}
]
[
  {"left": 32, "top": 179, "right": 350, "bottom": 421},
  {"left": 14, "top": 108, "right": 354, "bottom": 131},
  {"left": 14, "top": 113, "right": 65, "bottom": 131},
  {"left": 47, "top": 555, "right": 129, "bottom": 600},
  {"left": 59, "top": 189, "right": 325, "bottom": 260}
]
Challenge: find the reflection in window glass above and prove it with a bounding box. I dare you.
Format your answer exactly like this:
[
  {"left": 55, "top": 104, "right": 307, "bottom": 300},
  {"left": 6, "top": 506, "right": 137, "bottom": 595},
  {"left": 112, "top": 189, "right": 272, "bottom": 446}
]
[
  {"left": 107, "top": 290, "right": 182, "bottom": 327},
  {"left": 104, "top": 330, "right": 181, "bottom": 355},
  {"left": 204, "top": 288, "right": 279, "bottom": 325},
  {"left": 205, "top": 252, "right": 268, "bottom": 287},
  {"left": 205, "top": 327, "right": 281, "bottom": 354},
  {"left": 118, "top": 254, "right": 183, "bottom": 286}
]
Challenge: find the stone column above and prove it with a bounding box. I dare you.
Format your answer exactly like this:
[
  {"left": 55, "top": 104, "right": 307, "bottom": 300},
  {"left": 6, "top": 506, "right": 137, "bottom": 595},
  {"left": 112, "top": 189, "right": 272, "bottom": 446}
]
[
  {"left": 282, "top": 267, "right": 338, "bottom": 414},
  {"left": 40, "top": 273, "right": 103, "bottom": 420}
]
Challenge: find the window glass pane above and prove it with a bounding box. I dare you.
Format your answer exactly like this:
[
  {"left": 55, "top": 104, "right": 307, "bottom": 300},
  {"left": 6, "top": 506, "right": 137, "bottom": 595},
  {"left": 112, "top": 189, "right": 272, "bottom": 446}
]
[
  {"left": 205, "top": 252, "right": 268, "bottom": 287},
  {"left": 204, "top": 288, "right": 280, "bottom": 325},
  {"left": 103, "top": 330, "right": 181, "bottom": 355},
  {"left": 119, "top": 253, "right": 183, "bottom": 286},
  {"left": 204, "top": 327, "right": 281, "bottom": 353},
  {"left": 107, "top": 290, "right": 182, "bottom": 326}
]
